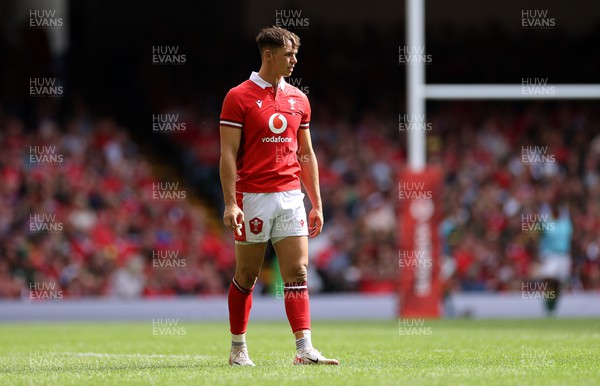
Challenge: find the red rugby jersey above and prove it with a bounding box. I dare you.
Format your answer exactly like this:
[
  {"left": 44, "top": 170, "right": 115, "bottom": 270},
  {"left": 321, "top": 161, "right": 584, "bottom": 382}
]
[{"left": 220, "top": 72, "right": 311, "bottom": 193}]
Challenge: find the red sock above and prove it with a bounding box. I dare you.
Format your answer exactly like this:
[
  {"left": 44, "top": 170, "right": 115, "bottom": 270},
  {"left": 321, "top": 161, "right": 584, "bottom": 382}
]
[
  {"left": 228, "top": 278, "right": 253, "bottom": 334},
  {"left": 284, "top": 281, "right": 311, "bottom": 333}
]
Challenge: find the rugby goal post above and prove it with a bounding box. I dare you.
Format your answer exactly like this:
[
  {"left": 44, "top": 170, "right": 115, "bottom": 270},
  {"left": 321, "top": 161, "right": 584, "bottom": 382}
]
[{"left": 399, "top": 0, "right": 600, "bottom": 318}]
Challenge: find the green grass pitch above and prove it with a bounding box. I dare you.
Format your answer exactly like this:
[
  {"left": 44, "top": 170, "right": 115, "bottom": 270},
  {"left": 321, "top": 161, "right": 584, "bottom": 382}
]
[{"left": 1, "top": 319, "right": 599, "bottom": 385}]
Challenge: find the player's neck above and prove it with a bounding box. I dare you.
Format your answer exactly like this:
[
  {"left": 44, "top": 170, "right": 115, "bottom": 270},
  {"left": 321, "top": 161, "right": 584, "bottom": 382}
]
[{"left": 257, "top": 68, "right": 283, "bottom": 92}]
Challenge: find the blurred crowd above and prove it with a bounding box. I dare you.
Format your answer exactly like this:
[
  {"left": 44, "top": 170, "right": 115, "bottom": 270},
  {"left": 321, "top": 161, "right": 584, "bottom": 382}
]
[
  {"left": 174, "top": 101, "right": 600, "bottom": 296},
  {"left": 1, "top": 100, "right": 600, "bottom": 300},
  {"left": 433, "top": 102, "right": 600, "bottom": 293},
  {"left": 0, "top": 108, "right": 236, "bottom": 299},
  {"left": 1, "top": 17, "right": 600, "bottom": 300}
]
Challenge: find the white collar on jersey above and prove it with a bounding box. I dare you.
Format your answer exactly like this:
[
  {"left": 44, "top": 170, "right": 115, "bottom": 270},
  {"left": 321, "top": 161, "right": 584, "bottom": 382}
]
[{"left": 249, "top": 71, "right": 286, "bottom": 91}]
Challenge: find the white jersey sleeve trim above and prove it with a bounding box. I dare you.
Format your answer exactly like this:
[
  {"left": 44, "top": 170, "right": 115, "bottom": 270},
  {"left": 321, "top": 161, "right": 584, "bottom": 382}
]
[{"left": 220, "top": 120, "right": 243, "bottom": 128}]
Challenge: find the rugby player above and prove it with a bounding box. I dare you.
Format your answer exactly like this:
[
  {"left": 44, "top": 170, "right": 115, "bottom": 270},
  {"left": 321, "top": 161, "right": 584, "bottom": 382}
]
[{"left": 219, "top": 26, "right": 339, "bottom": 366}]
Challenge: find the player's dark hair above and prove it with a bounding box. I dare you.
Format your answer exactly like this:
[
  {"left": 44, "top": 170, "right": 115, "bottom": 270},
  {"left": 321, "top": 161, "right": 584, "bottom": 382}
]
[{"left": 256, "top": 26, "right": 300, "bottom": 54}]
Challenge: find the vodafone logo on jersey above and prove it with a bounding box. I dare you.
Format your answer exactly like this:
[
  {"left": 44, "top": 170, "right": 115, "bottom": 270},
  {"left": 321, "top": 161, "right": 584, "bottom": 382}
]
[
  {"left": 262, "top": 113, "right": 292, "bottom": 143},
  {"left": 268, "top": 113, "right": 287, "bottom": 134}
]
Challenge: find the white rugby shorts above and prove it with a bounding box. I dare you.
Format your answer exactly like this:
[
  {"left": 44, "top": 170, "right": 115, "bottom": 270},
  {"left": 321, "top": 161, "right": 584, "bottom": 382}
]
[
  {"left": 538, "top": 254, "right": 571, "bottom": 282},
  {"left": 235, "top": 189, "right": 308, "bottom": 244}
]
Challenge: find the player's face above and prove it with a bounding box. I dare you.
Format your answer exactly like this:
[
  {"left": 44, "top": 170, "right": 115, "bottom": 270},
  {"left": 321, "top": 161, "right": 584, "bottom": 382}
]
[{"left": 271, "top": 40, "right": 298, "bottom": 77}]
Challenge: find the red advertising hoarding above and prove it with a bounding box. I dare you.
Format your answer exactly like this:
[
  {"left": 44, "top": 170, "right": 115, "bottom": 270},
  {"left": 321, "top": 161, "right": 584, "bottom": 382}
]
[{"left": 398, "top": 166, "right": 443, "bottom": 318}]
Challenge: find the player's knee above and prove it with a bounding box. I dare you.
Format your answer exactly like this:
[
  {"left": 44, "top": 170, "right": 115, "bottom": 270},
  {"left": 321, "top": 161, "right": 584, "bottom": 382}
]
[
  {"left": 284, "top": 262, "right": 308, "bottom": 283},
  {"left": 235, "top": 268, "right": 260, "bottom": 290}
]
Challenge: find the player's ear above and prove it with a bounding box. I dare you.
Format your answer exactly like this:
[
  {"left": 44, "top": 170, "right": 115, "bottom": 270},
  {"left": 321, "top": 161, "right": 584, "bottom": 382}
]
[{"left": 262, "top": 48, "right": 273, "bottom": 62}]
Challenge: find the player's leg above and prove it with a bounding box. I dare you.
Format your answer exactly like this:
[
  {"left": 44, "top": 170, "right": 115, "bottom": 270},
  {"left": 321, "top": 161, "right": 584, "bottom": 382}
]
[
  {"left": 540, "top": 256, "right": 569, "bottom": 317},
  {"left": 273, "top": 235, "right": 310, "bottom": 334},
  {"left": 543, "top": 278, "right": 560, "bottom": 316},
  {"left": 228, "top": 241, "right": 267, "bottom": 366},
  {"left": 229, "top": 191, "right": 274, "bottom": 366},
  {"left": 273, "top": 235, "right": 339, "bottom": 365}
]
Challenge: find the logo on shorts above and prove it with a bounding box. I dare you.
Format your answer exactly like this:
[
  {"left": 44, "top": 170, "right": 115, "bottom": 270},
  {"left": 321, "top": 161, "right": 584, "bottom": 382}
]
[
  {"left": 249, "top": 217, "right": 263, "bottom": 234},
  {"left": 268, "top": 113, "right": 288, "bottom": 134},
  {"left": 300, "top": 219, "right": 305, "bottom": 227}
]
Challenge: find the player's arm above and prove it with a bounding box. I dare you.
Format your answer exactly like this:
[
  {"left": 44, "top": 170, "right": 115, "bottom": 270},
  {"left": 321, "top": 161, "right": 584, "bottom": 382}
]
[
  {"left": 220, "top": 125, "right": 244, "bottom": 230},
  {"left": 298, "top": 128, "right": 323, "bottom": 238}
]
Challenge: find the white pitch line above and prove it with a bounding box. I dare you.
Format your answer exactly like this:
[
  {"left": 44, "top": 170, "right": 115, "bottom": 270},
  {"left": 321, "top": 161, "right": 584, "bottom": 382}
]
[{"left": 60, "top": 352, "right": 209, "bottom": 359}]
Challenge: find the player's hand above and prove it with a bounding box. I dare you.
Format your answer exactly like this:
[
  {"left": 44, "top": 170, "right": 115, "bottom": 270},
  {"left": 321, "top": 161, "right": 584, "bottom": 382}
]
[
  {"left": 308, "top": 207, "right": 323, "bottom": 238},
  {"left": 223, "top": 204, "right": 244, "bottom": 236}
]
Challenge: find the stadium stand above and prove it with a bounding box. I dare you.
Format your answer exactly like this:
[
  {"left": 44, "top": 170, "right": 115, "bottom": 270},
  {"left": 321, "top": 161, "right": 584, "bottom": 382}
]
[
  {"left": 1, "top": 18, "right": 599, "bottom": 301},
  {"left": 2, "top": 99, "right": 599, "bottom": 300}
]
